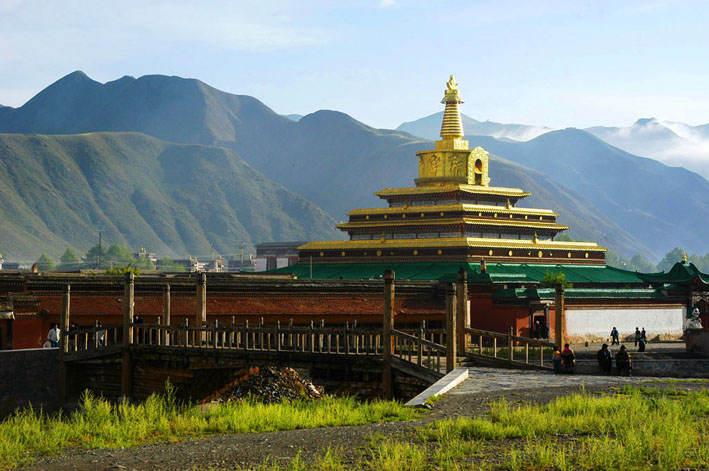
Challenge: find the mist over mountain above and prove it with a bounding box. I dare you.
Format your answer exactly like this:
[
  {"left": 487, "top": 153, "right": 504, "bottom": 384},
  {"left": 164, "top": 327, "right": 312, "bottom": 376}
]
[
  {"left": 397, "top": 111, "right": 551, "bottom": 142},
  {"left": 0, "top": 132, "right": 340, "bottom": 260},
  {"left": 1, "top": 71, "right": 706, "bottom": 261},
  {"left": 585, "top": 118, "right": 709, "bottom": 180}
]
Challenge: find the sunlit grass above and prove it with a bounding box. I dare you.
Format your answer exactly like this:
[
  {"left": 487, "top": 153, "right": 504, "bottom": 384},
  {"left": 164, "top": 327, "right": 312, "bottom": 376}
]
[
  {"left": 256, "top": 386, "right": 709, "bottom": 471},
  {"left": 0, "top": 385, "right": 419, "bottom": 470}
]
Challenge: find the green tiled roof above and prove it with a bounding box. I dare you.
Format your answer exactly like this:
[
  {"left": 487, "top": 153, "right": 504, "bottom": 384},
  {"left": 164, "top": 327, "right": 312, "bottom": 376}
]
[
  {"left": 638, "top": 261, "right": 709, "bottom": 285},
  {"left": 269, "top": 262, "right": 644, "bottom": 284}
]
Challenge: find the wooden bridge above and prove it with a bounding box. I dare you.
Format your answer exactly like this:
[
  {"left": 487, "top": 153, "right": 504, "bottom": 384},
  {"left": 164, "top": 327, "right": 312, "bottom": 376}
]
[{"left": 57, "top": 271, "right": 555, "bottom": 403}]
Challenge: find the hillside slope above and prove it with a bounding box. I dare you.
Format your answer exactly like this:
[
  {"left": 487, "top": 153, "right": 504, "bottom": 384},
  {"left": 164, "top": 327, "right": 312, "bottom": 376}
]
[{"left": 0, "top": 132, "right": 341, "bottom": 260}]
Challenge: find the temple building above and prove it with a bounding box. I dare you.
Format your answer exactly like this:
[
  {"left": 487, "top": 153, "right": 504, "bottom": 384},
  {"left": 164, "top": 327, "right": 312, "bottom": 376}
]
[{"left": 299, "top": 76, "right": 606, "bottom": 265}]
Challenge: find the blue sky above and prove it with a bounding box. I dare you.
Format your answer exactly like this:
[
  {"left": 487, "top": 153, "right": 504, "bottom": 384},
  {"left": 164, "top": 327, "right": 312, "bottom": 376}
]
[{"left": 1, "top": 0, "right": 707, "bottom": 129}]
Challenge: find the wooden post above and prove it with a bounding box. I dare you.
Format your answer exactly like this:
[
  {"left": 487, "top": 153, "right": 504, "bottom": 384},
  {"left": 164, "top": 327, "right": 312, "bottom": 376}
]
[
  {"left": 456, "top": 269, "right": 468, "bottom": 354},
  {"left": 58, "top": 284, "right": 70, "bottom": 405},
  {"left": 382, "top": 270, "right": 395, "bottom": 400},
  {"left": 555, "top": 284, "right": 565, "bottom": 348},
  {"left": 163, "top": 284, "right": 171, "bottom": 346},
  {"left": 121, "top": 272, "right": 134, "bottom": 400},
  {"left": 446, "top": 283, "right": 457, "bottom": 373},
  {"left": 508, "top": 326, "right": 514, "bottom": 363},
  {"left": 196, "top": 273, "right": 206, "bottom": 344}
]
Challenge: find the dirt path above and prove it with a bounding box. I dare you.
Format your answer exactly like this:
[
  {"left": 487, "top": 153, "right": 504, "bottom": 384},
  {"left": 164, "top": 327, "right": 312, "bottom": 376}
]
[{"left": 19, "top": 379, "right": 706, "bottom": 471}]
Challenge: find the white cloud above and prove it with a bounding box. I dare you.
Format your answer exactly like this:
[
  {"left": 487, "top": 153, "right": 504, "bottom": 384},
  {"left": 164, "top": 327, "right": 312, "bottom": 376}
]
[{"left": 380, "top": 0, "right": 398, "bottom": 7}]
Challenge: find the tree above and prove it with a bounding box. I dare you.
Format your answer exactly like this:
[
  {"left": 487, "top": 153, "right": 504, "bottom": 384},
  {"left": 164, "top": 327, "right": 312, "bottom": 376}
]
[
  {"left": 36, "top": 253, "right": 55, "bottom": 271},
  {"left": 59, "top": 248, "right": 80, "bottom": 270},
  {"left": 85, "top": 244, "right": 108, "bottom": 269},
  {"left": 106, "top": 244, "right": 134, "bottom": 265},
  {"left": 629, "top": 254, "right": 657, "bottom": 273},
  {"left": 657, "top": 247, "right": 685, "bottom": 272},
  {"left": 539, "top": 271, "right": 573, "bottom": 289},
  {"left": 157, "top": 257, "right": 186, "bottom": 272}
]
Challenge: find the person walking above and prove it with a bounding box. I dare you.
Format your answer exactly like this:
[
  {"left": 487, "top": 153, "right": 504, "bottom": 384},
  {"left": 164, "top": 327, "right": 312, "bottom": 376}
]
[
  {"left": 560, "top": 343, "right": 576, "bottom": 374},
  {"left": 610, "top": 327, "right": 620, "bottom": 345},
  {"left": 597, "top": 343, "right": 613, "bottom": 374},
  {"left": 634, "top": 327, "right": 641, "bottom": 346},
  {"left": 641, "top": 328, "right": 647, "bottom": 342},
  {"left": 553, "top": 345, "right": 562, "bottom": 374},
  {"left": 47, "top": 324, "right": 60, "bottom": 348},
  {"left": 616, "top": 345, "right": 632, "bottom": 376}
]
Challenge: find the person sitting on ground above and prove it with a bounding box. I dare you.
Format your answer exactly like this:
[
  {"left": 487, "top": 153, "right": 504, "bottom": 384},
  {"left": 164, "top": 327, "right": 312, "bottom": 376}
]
[
  {"left": 610, "top": 327, "right": 619, "bottom": 345},
  {"left": 637, "top": 336, "right": 646, "bottom": 352},
  {"left": 560, "top": 343, "right": 576, "bottom": 373},
  {"left": 597, "top": 343, "right": 613, "bottom": 375},
  {"left": 552, "top": 345, "right": 562, "bottom": 374},
  {"left": 616, "top": 345, "right": 632, "bottom": 376}
]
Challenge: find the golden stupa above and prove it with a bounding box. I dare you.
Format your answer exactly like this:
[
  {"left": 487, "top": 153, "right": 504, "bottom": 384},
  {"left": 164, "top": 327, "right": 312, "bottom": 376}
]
[{"left": 298, "top": 76, "right": 606, "bottom": 265}]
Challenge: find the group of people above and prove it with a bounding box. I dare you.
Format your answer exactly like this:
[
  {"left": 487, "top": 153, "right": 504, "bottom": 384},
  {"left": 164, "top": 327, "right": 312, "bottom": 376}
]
[
  {"left": 552, "top": 342, "right": 634, "bottom": 376},
  {"left": 552, "top": 343, "right": 576, "bottom": 374},
  {"left": 609, "top": 326, "right": 648, "bottom": 352},
  {"left": 597, "top": 343, "right": 633, "bottom": 376}
]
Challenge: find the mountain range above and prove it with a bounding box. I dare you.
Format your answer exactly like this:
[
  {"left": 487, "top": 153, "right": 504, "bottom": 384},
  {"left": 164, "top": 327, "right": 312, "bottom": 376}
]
[
  {"left": 0, "top": 71, "right": 707, "bottom": 262},
  {"left": 399, "top": 112, "right": 709, "bottom": 181},
  {"left": 0, "top": 132, "right": 340, "bottom": 260},
  {"left": 584, "top": 118, "right": 709, "bottom": 180}
]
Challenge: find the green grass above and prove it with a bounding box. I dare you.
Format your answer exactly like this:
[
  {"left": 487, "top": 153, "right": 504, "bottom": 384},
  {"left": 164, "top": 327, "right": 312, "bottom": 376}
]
[
  {"left": 0, "top": 387, "right": 419, "bottom": 470},
  {"left": 252, "top": 386, "right": 709, "bottom": 471}
]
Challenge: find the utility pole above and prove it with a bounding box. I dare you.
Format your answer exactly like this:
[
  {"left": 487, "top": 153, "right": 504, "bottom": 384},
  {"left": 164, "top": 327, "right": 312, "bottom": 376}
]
[
  {"left": 239, "top": 242, "right": 245, "bottom": 272},
  {"left": 97, "top": 229, "right": 102, "bottom": 269}
]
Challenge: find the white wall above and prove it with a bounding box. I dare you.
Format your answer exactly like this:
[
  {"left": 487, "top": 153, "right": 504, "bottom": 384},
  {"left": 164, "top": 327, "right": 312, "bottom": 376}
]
[{"left": 566, "top": 306, "right": 686, "bottom": 340}]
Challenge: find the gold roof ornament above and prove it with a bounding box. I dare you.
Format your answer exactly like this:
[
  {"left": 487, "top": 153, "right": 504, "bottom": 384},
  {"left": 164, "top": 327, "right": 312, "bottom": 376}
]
[
  {"left": 682, "top": 251, "right": 688, "bottom": 262},
  {"left": 440, "top": 75, "right": 464, "bottom": 139}
]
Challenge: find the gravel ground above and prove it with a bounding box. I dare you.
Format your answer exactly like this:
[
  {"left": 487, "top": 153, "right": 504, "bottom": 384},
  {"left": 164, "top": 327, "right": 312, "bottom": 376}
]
[{"left": 19, "top": 374, "right": 707, "bottom": 471}]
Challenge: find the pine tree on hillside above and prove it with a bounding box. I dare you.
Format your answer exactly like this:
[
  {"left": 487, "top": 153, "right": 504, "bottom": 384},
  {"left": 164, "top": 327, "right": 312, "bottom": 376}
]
[
  {"left": 36, "top": 253, "right": 55, "bottom": 271},
  {"left": 59, "top": 248, "right": 80, "bottom": 270}
]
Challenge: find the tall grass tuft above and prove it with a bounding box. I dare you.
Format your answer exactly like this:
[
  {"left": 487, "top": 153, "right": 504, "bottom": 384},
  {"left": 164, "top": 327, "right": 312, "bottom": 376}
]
[{"left": 0, "top": 390, "right": 418, "bottom": 470}]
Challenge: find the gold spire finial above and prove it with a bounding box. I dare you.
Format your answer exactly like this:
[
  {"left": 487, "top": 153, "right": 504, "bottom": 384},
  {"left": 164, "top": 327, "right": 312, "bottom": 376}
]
[
  {"left": 682, "top": 251, "right": 688, "bottom": 262},
  {"left": 440, "top": 75, "right": 464, "bottom": 139}
]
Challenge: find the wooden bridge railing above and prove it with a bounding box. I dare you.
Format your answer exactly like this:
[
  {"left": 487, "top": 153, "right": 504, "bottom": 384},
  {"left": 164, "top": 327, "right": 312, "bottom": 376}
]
[
  {"left": 130, "top": 320, "right": 389, "bottom": 356},
  {"left": 65, "top": 317, "right": 448, "bottom": 375},
  {"left": 63, "top": 322, "right": 122, "bottom": 353},
  {"left": 392, "top": 328, "right": 447, "bottom": 374},
  {"left": 465, "top": 327, "right": 556, "bottom": 368}
]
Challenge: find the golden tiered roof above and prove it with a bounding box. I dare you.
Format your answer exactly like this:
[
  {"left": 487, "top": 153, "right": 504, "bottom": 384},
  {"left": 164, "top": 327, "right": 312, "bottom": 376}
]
[{"left": 299, "top": 76, "right": 607, "bottom": 265}]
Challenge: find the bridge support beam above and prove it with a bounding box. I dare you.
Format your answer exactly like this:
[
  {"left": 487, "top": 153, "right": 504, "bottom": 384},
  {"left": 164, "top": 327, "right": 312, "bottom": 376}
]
[
  {"left": 456, "top": 270, "right": 468, "bottom": 354},
  {"left": 555, "top": 284, "right": 565, "bottom": 348},
  {"left": 122, "top": 272, "right": 134, "bottom": 400},
  {"left": 196, "top": 273, "right": 207, "bottom": 344},
  {"left": 446, "top": 284, "right": 457, "bottom": 373},
  {"left": 58, "top": 284, "right": 70, "bottom": 405},
  {"left": 382, "top": 270, "right": 395, "bottom": 400}
]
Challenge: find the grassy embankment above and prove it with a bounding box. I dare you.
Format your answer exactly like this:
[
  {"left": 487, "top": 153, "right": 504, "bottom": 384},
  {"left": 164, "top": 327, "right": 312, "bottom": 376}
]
[
  {"left": 0, "top": 386, "right": 419, "bottom": 470},
  {"left": 247, "top": 384, "right": 709, "bottom": 471}
]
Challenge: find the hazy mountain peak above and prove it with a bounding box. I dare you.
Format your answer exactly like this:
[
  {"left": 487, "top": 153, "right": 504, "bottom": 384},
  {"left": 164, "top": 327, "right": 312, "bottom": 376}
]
[{"left": 635, "top": 117, "right": 658, "bottom": 126}]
